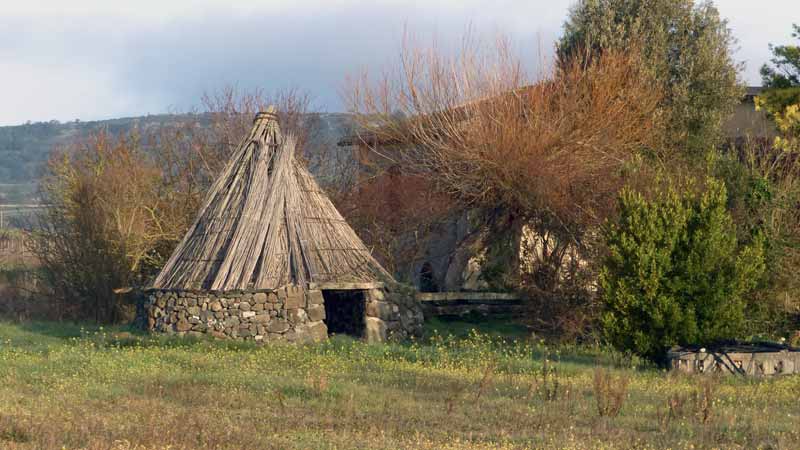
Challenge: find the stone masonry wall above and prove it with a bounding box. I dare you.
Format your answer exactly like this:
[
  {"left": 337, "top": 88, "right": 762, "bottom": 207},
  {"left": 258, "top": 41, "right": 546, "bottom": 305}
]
[
  {"left": 139, "top": 284, "right": 424, "bottom": 343},
  {"left": 140, "top": 285, "right": 327, "bottom": 343},
  {"left": 365, "top": 285, "right": 425, "bottom": 342}
]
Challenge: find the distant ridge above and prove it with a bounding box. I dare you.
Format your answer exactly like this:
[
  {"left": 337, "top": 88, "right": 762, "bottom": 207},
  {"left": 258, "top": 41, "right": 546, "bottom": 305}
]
[{"left": 0, "top": 113, "right": 354, "bottom": 204}]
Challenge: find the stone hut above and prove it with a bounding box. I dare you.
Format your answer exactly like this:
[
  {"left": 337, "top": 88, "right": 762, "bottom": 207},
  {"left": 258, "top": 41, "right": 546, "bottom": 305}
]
[{"left": 139, "top": 109, "right": 423, "bottom": 343}]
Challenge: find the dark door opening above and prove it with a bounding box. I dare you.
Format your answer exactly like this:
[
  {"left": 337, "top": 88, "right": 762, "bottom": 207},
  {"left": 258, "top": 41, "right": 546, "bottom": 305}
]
[
  {"left": 419, "top": 261, "right": 439, "bottom": 292},
  {"left": 322, "top": 290, "right": 366, "bottom": 338}
]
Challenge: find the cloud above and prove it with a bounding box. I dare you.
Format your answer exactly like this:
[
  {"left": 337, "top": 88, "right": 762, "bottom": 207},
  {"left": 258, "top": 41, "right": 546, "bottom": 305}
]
[{"left": 0, "top": 0, "right": 795, "bottom": 125}]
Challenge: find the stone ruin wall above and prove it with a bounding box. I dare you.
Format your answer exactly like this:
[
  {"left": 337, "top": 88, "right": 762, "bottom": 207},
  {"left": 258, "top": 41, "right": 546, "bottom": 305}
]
[
  {"left": 365, "top": 287, "right": 424, "bottom": 341},
  {"left": 669, "top": 350, "right": 800, "bottom": 376},
  {"left": 139, "top": 284, "right": 423, "bottom": 343}
]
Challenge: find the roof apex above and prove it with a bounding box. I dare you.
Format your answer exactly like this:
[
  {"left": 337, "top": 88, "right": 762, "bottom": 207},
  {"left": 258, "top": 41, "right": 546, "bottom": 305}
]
[
  {"left": 152, "top": 107, "right": 392, "bottom": 290},
  {"left": 253, "top": 105, "right": 278, "bottom": 125}
]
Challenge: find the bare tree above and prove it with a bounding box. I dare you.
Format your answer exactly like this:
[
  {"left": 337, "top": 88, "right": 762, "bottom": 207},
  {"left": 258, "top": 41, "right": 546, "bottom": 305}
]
[
  {"left": 346, "top": 36, "right": 664, "bottom": 229},
  {"left": 29, "top": 87, "right": 317, "bottom": 323},
  {"left": 31, "top": 131, "right": 170, "bottom": 322},
  {"left": 332, "top": 167, "right": 454, "bottom": 275},
  {"left": 344, "top": 34, "right": 664, "bottom": 334}
]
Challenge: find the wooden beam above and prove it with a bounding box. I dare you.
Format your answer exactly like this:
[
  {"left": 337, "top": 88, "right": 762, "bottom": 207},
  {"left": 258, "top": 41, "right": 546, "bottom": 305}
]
[
  {"left": 416, "top": 292, "right": 520, "bottom": 302},
  {"left": 309, "top": 282, "right": 385, "bottom": 291}
]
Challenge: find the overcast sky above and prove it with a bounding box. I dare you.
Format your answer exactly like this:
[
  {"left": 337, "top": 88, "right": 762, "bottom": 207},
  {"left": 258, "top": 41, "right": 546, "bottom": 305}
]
[{"left": 0, "top": 0, "right": 797, "bottom": 126}]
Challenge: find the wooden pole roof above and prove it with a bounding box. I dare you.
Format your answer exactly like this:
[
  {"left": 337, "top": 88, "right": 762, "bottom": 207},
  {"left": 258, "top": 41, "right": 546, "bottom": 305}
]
[{"left": 152, "top": 108, "right": 392, "bottom": 291}]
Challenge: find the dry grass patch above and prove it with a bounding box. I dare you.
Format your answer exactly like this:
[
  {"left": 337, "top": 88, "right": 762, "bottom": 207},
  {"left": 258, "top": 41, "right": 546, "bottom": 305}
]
[{"left": 0, "top": 321, "right": 799, "bottom": 449}]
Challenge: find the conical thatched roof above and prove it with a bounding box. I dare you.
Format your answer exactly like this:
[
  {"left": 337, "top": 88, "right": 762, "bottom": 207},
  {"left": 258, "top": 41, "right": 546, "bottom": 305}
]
[{"left": 153, "top": 109, "right": 392, "bottom": 291}]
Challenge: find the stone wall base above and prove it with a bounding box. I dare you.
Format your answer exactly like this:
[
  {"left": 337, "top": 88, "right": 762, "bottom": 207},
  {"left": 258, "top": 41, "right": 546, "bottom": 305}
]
[
  {"left": 363, "top": 286, "right": 424, "bottom": 342},
  {"left": 139, "top": 286, "right": 327, "bottom": 343},
  {"left": 138, "top": 283, "right": 424, "bottom": 343}
]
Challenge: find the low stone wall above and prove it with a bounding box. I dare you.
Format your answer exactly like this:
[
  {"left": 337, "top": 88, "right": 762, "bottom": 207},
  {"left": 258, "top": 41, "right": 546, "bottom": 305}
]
[
  {"left": 140, "top": 285, "right": 327, "bottom": 343},
  {"left": 365, "top": 287, "right": 424, "bottom": 341},
  {"left": 416, "top": 292, "right": 523, "bottom": 317},
  {"left": 139, "top": 283, "right": 424, "bottom": 343}
]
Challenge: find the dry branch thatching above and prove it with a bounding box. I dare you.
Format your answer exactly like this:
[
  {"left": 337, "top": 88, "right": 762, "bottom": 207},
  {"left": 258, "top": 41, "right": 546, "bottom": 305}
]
[{"left": 153, "top": 109, "right": 392, "bottom": 290}]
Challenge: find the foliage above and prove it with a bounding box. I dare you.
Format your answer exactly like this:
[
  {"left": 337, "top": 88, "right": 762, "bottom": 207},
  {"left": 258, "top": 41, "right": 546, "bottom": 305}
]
[
  {"left": 600, "top": 179, "right": 765, "bottom": 359},
  {"left": 30, "top": 131, "right": 180, "bottom": 322},
  {"left": 755, "top": 87, "right": 800, "bottom": 124},
  {"left": 0, "top": 320, "right": 799, "bottom": 449},
  {"left": 0, "top": 120, "right": 71, "bottom": 185},
  {"left": 0, "top": 116, "right": 184, "bottom": 190},
  {"left": 760, "top": 23, "right": 800, "bottom": 90},
  {"left": 714, "top": 142, "right": 800, "bottom": 336},
  {"left": 557, "top": 0, "right": 743, "bottom": 157},
  {"left": 348, "top": 38, "right": 662, "bottom": 230},
  {"left": 755, "top": 97, "right": 800, "bottom": 152},
  {"left": 755, "top": 24, "right": 800, "bottom": 136},
  {"left": 718, "top": 24, "right": 800, "bottom": 334},
  {"left": 518, "top": 215, "right": 601, "bottom": 340}
]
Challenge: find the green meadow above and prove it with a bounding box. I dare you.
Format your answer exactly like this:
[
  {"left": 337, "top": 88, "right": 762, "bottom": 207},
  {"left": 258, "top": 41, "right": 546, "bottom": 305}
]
[{"left": 0, "top": 319, "right": 798, "bottom": 450}]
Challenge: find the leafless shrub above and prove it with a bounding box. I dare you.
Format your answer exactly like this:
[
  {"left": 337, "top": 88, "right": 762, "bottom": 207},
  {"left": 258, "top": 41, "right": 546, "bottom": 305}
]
[
  {"left": 721, "top": 136, "right": 800, "bottom": 333},
  {"left": 195, "top": 86, "right": 318, "bottom": 173},
  {"left": 656, "top": 376, "right": 720, "bottom": 432},
  {"left": 274, "top": 388, "right": 287, "bottom": 411},
  {"left": 593, "top": 368, "right": 629, "bottom": 418},
  {"left": 154, "top": 86, "right": 317, "bottom": 211},
  {"left": 473, "top": 361, "right": 496, "bottom": 404},
  {"left": 30, "top": 131, "right": 171, "bottom": 322},
  {"left": 527, "top": 354, "right": 563, "bottom": 402},
  {"left": 29, "top": 87, "right": 315, "bottom": 323},
  {"left": 306, "top": 370, "right": 330, "bottom": 397},
  {"left": 443, "top": 379, "right": 469, "bottom": 416},
  {"left": 346, "top": 34, "right": 663, "bottom": 230},
  {"left": 331, "top": 169, "right": 454, "bottom": 274},
  {"left": 656, "top": 392, "right": 688, "bottom": 432},
  {"left": 693, "top": 377, "right": 717, "bottom": 426},
  {"left": 345, "top": 32, "right": 664, "bottom": 321}
]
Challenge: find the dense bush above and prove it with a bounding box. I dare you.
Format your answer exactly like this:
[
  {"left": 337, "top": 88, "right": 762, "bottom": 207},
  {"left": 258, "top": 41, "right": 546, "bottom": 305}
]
[
  {"left": 347, "top": 34, "right": 663, "bottom": 332},
  {"left": 715, "top": 142, "right": 800, "bottom": 336},
  {"left": 599, "top": 180, "right": 765, "bottom": 359}
]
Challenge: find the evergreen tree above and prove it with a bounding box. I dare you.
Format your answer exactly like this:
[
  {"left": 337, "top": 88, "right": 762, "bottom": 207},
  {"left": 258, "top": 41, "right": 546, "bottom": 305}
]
[{"left": 600, "top": 180, "right": 764, "bottom": 360}]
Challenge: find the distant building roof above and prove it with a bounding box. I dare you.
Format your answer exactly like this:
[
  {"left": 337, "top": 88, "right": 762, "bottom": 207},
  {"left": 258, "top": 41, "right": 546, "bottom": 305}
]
[
  {"left": 724, "top": 86, "right": 776, "bottom": 139},
  {"left": 744, "top": 86, "right": 764, "bottom": 102}
]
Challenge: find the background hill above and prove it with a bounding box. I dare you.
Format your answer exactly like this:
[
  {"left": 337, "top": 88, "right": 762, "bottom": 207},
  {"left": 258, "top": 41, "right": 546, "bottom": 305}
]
[{"left": 0, "top": 113, "right": 354, "bottom": 205}]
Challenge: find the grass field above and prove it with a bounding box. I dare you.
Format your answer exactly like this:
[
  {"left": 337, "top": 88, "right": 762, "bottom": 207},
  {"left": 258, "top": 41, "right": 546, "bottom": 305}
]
[{"left": 0, "top": 318, "right": 798, "bottom": 449}]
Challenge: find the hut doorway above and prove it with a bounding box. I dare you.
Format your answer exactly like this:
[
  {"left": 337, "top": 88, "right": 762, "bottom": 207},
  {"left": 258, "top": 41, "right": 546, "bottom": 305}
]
[{"left": 322, "top": 290, "right": 366, "bottom": 338}]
